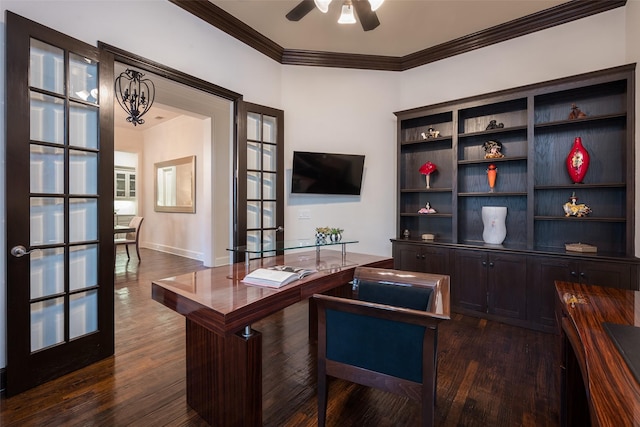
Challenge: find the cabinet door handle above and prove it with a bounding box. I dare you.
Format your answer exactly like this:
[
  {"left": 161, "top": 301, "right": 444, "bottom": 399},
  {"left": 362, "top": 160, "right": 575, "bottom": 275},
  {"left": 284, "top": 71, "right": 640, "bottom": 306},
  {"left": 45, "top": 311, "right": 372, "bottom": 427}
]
[
  {"left": 489, "top": 262, "right": 494, "bottom": 268},
  {"left": 482, "top": 261, "right": 487, "bottom": 267},
  {"left": 421, "top": 254, "right": 426, "bottom": 260},
  {"left": 580, "top": 272, "right": 586, "bottom": 278},
  {"left": 570, "top": 271, "right": 578, "bottom": 277}
]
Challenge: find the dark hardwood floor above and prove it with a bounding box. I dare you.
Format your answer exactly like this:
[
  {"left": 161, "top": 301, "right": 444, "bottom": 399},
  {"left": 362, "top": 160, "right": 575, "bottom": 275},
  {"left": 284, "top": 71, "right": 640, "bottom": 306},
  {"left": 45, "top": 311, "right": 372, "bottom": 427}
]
[{"left": 0, "top": 249, "right": 560, "bottom": 426}]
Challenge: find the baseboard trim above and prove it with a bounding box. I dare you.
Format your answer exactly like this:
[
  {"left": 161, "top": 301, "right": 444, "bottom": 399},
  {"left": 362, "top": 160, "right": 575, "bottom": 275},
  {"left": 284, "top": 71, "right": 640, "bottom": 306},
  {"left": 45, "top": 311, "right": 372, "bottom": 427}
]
[
  {"left": 141, "top": 243, "right": 203, "bottom": 261},
  {"left": 214, "top": 255, "right": 231, "bottom": 267},
  {"left": 140, "top": 244, "right": 232, "bottom": 267}
]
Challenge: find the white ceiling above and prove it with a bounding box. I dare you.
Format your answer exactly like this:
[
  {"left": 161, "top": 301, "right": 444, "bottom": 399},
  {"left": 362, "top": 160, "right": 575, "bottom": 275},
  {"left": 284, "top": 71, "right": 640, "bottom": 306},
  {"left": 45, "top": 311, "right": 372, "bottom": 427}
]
[
  {"left": 115, "top": 0, "right": 595, "bottom": 129},
  {"left": 209, "top": 0, "right": 570, "bottom": 57},
  {"left": 114, "top": 101, "right": 182, "bottom": 130}
]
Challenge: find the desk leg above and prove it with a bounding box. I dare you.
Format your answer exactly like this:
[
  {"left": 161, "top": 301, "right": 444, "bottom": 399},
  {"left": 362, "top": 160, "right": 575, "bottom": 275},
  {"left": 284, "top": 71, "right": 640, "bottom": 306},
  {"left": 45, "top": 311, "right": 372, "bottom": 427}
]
[
  {"left": 559, "top": 317, "right": 590, "bottom": 427},
  {"left": 186, "top": 319, "right": 262, "bottom": 426}
]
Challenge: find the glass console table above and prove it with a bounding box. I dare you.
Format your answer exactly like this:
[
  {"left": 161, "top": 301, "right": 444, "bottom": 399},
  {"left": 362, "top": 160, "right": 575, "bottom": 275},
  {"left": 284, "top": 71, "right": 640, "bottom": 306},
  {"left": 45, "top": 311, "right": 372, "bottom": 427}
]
[{"left": 227, "top": 239, "right": 358, "bottom": 269}]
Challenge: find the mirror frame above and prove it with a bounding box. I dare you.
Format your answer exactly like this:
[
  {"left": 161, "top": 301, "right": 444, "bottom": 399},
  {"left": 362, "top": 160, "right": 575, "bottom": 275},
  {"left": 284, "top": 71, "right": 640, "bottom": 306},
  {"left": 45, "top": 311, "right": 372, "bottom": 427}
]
[{"left": 154, "top": 155, "right": 196, "bottom": 213}]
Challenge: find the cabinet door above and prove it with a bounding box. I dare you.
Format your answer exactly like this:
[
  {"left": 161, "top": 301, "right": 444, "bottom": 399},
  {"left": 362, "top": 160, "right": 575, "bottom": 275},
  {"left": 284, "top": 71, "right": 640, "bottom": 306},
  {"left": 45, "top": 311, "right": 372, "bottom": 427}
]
[
  {"left": 453, "top": 250, "right": 487, "bottom": 313},
  {"left": 487, "top": 253, "right": 527, "bottom": 320},
  {"left": 114, "top": 169, "right": 136, "bottom": 199},
  {"left": 527, "top": 256, "right": 574, "bottom": 330},
  {"left": 527, "top": 256, "right": 633, "bottom": 331},
  {"left": 578, "top": 261, "right": 632, "bottom": 290},
  {"left": 393, "top": 242, "right": 423, "bottom": 272},
  {"left": 393, "top": 243, "right": 451, "bottom": 275},
  {"left": 420, "top": 246, "right": 451, "bottom": 275},
  {"left": 115, "top": 171, "right": 127, "bottom": 198}
]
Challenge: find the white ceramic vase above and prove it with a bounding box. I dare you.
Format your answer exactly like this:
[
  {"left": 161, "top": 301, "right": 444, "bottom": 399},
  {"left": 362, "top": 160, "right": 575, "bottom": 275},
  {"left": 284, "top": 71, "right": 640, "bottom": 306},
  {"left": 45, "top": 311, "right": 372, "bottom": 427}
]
[{"left": 482, "top": 206, "right": 507, "bottom": 245}]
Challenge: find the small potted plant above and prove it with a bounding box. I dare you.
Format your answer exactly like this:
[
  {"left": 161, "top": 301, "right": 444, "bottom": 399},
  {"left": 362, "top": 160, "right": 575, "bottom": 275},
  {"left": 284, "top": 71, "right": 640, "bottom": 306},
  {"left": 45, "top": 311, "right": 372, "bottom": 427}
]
[
  {"left": 315, "top": 227, "right": 331, "bottom": 244},
  {"left": 329, "top": 228, "right": 344, "bottom": 243}
]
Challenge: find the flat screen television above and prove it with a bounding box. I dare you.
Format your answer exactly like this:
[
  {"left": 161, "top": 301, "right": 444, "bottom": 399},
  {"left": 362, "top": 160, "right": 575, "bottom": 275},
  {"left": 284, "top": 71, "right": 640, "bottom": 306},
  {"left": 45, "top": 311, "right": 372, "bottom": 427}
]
[{"left": 291, "top": 151, "right": 365, "bottom": 195}]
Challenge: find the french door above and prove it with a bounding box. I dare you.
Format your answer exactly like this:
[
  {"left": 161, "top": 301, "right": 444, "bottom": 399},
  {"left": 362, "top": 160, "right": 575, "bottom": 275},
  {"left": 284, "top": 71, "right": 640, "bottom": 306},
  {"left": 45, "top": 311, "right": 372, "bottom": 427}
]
[
  {"left": 5, "top": 12, "right": 115, "bottom": 395},
  {"left": 235, "top": 102, "right": 285, "bottom": 262}
]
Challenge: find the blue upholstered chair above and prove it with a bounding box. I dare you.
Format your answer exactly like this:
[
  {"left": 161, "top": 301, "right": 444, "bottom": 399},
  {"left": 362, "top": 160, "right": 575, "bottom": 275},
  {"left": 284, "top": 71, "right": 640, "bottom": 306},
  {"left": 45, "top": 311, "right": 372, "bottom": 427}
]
[{"left": 313, "top": 267, "right": 450, "bottom": 427}]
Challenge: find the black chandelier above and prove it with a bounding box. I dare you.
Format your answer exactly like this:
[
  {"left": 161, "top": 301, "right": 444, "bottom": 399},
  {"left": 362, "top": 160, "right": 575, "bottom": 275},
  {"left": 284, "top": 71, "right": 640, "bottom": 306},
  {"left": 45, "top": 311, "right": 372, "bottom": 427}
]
[{"left": 114, "top": 69, "right": 155, "bottom": 126}]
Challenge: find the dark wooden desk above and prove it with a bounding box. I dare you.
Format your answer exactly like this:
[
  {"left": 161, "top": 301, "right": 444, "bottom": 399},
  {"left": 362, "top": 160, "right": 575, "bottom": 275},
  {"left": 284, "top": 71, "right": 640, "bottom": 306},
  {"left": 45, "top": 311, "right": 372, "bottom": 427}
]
[
  {"left": 555, "top": 281, "right": 640, "bottom": 427},
  {"left": 152, "top": 251, "right": 393, "bottom": 426}
]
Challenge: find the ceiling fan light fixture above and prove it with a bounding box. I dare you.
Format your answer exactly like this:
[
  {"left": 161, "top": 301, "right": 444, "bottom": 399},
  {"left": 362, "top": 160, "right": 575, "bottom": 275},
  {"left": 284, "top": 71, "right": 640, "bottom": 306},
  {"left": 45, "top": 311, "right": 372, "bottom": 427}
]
[
  {"left": 338, "top": 3, "right": 356, "bottom": 24},
  {"left": 314, "top": 0, "right": 332, "bottom": 13},
  {"left": 368, "top": 0, "right": 384, "bottom": 12}
]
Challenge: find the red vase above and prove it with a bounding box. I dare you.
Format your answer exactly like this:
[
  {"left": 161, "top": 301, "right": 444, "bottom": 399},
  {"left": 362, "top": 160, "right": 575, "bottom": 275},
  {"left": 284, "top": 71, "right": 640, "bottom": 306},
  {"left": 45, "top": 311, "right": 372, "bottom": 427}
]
[{"left": 566, "top": 137, "right": 590, "bottom": 183}]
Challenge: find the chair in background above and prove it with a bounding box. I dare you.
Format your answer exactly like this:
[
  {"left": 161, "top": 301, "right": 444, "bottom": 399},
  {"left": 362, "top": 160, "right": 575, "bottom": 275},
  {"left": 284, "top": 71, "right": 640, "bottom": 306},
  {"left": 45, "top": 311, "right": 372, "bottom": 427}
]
[
  {"left": 115, "top": 216, "right": 144, "bottom": 260},
  {"left": 313, "top": 266, "right": 450, "bottom": 427}
]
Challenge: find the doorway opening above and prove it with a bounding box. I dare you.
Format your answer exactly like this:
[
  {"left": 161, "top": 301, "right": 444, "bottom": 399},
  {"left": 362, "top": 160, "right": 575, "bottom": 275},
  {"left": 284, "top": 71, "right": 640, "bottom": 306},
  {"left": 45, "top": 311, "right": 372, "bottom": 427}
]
[{"left": 113, "top": 62, "right": 235, "bottom": 268}]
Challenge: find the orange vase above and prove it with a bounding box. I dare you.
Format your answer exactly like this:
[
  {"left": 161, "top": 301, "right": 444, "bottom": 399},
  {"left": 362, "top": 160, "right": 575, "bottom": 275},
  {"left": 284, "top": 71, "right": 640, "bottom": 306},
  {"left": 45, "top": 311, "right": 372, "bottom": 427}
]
[{"left": 487, "top": 164, "right": 497, "bottom": 192}]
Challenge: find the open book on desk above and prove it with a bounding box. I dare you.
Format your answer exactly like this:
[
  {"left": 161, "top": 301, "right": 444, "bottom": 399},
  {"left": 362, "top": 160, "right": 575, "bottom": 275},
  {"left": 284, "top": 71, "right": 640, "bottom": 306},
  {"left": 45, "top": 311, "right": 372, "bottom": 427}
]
[{"left": 242, "top": 265, "right": 317, "bottom": 288}]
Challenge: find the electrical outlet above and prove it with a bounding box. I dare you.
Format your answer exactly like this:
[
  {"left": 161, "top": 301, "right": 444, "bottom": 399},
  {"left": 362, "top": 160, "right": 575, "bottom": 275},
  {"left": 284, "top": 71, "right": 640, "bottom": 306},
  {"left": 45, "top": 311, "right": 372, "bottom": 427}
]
[{"left": 298, "top": 209, "right": 311, "bottom": 220}]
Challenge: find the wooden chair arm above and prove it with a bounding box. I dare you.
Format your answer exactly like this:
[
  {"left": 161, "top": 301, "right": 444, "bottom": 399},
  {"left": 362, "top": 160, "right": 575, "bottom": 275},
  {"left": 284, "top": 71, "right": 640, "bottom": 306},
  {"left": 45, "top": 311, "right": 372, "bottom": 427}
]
[
  {"left": 353, "top": 267, "right": 450, "bottom": 317},
  {"left": 313, "top": 293, "right": 450, "bottom": 328}
]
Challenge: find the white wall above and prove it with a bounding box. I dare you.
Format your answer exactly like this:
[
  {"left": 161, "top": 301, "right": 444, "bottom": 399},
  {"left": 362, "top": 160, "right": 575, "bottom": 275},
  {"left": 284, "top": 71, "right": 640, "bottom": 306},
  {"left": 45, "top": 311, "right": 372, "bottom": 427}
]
[
  {"left": 399, "top": 8, "right": 627, "bottom": 110},
  {"left": 115, "top": 128, "right": 144, "bottom": 155},
  {"left": 281, "top": 66, "right": 399, "bottom": 256},
  {"left": 0, "top": 1, "right": 636, "bottom": 371},
  {"left": 141, "top": 116, "right": 209, "bottom": 260}
]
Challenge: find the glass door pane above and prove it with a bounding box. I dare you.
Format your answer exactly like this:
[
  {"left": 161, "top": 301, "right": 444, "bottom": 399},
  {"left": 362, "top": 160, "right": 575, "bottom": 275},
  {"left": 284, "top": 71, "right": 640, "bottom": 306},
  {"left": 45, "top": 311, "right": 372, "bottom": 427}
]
[
  {"left": 30, "top": 145, "right": 64, "bottom": 194},
  {"left": 244, "top": 110, "right": 281, "bottom": 259},
  {"left": 28, "top": 38, "right": 100, "bottom": 353},
  {"left": 30, "top": 92, "right": 65, "bottom": 144},
  {"left": 29, "top": 39, "right": 64, "bottom": 94},
  {"left": 30, "top": 248, "right": 65, "bottom": 299}
]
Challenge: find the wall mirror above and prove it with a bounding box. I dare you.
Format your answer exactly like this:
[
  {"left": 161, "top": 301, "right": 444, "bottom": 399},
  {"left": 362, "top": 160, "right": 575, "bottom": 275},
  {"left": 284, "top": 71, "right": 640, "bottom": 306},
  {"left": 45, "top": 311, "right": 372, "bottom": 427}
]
[{"left": 154, "top": 155, "right": 196, "bottom": 213}]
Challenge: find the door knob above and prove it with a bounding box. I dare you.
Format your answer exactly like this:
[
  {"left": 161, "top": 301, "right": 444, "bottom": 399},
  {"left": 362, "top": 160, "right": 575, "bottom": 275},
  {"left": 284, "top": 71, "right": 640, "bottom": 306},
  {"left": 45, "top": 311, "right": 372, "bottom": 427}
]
[
  {"left": 11, "top": 245, "right": 38, "bottom": 258},
  {"left": 276, "top": 226, "right": 284, "bottom": 232}
]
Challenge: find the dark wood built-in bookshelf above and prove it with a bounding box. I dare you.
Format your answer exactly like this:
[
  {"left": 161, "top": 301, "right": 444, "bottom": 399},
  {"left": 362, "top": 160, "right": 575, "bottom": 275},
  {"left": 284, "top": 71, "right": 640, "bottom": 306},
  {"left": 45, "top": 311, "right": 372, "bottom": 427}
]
[{"left": 393, "top": 64, "right": 638, "bottom": 332}]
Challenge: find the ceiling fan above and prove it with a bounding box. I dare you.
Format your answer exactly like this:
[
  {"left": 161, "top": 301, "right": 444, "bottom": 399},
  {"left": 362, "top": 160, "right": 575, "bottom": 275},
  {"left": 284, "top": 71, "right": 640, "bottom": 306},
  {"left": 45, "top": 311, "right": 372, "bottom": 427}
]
[{"left": 286, "top": 0, "right": 383, "bottom": 32}]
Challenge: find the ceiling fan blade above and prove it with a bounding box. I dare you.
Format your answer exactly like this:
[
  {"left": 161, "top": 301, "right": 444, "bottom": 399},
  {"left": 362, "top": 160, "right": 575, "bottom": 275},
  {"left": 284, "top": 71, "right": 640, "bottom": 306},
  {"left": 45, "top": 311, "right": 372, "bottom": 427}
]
[
  {"left": 353, "top": 0, "right": 380, "bottom": 31},
  {"left": 286, "top": 0, "right": 316, "bottom": 21}
]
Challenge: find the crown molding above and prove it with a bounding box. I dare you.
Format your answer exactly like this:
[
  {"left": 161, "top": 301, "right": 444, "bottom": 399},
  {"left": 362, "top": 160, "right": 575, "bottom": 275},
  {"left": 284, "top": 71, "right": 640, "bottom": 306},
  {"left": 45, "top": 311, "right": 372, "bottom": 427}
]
[
  {"left": 169, "top": 0, "right": 285, "bottom": 63},
  {"left": 401, "top": 0, "right": 627, "bottom": 70},
  {"left": 169, "top": 0, "right": 626, "bottom": 72},
  {"left": 281, "top": 49, "right": 402, "bottom": 71}
]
